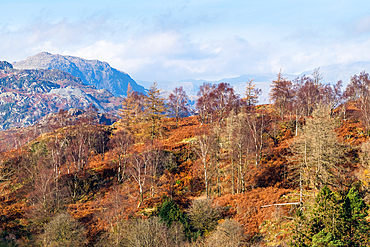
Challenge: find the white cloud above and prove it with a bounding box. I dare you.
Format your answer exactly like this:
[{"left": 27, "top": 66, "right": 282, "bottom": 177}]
[{"left": 2, "top": 9, "right": 370, "bottom": 84}]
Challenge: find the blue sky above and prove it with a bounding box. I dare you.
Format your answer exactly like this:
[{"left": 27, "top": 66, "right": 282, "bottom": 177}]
[{"left": 1, "top": 0, "right": 370, "bottom": 82}]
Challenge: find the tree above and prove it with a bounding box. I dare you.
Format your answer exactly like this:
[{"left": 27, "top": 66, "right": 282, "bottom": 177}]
[
  {"left": 206, "top": 219, "right": 245, "bottom": 247},
  {"left": 95, "top": 186, "right": 130, "bottom": 247},
  {"left": 226, "top": 111, "right": 253, "bottom": 193},
  {"left": 129, "top": 149, "right": 151, "bottom": 207},
  {"left": 293, "top": 69, "right": 325, "bottom": 117},
  {"left": 168, "top": 86, "right": 189, "bottom": 128},
  {"left": 245, "top": 108, "right": 266, "bottom": 167},
  {"left": 192, "top": 128, "right": 217, "bottom": 198},
  {"left": 145, "top": 82, "right": 166, "bottom": 142},
  {"left": 187, "top": 199, "right": 221, "bottom": 235},
  {"left": 321, "top": 80, "right": 343, "bottom": 116},
  {"left": 64, "top": 124, "right": 110, "bottom": 202},
  {"left": 212, "top": 82, "right": 240, "bottom": 126},
  {"left": 289, "top": 104, "right": 344, "bottom": 193},
  {"left": 147, "top": 142, "right": 165, "bottom": 198},
  {"left": 157, "top": 198, "right": 190, "bottom": 239},
  {"left": 196, "top": 82, "right": 216, "bottom": 125},
  {"left": 40, "top": 213, "right": 87, "bottom": 247},
  {"left": 119, "top": 83, "right": 146, "bottom": 137},
  {"left": 196, "top": 82, "right": 241, "bottom": 126},
  {"left": 244, "top": 79, "right": 261, "bottom": 108},
  {"left": 49, "top": 131, "right": 68, "bottom": 209},
  {"left": 108, "top": 129, "right": 134, "bottom": 183},
  {"left": 291, "top": 186, "right": 370, "bottom": 247},
  {"left": 344, "top": 71, "right": 370, "bottom": 132},
  {"left": 125, "top": 217, "right": 174, "bottom": 247},
  {"left": 269, "top": 70, "right": 294, "bottom": 119}
]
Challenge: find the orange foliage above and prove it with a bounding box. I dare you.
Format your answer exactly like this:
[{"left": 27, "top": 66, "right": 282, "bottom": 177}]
[{"left": 214, "top": 187, "right": 291, "bottom": 240}]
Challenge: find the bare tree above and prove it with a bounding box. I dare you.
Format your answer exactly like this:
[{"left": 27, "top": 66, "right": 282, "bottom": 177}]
[
  {"left": 192, "top": 128, "right": 217, "bottom": 198},
  {"left": 226, "top": 111, "right": 253, "bottom": 193},
  {"left": 206, "top": 219, "right": 245, "bottom": 247},
  {"left": 40, "top": 213, "right": 87, "bottom": 247},
  {"left": 187, "top": 199, "right": 221, "bottom": 234},
  {"left": 245, "top": 109, "right": 266, "bottom": 167},
  {"left": 269, "top": 70, "right": 294, "bottom": 119},
  {"left": 196, "top": 82, "right": 216, "bottom": 125},
  {"left": 344, "top": 71, "right": 370, "bottom": 131},
  {"left": 129, "top": 149, "right": 151, "bottom": 207},
  {"left": 108, "top": 129, "right": 134, "bottom": 183},
  {"left": 125, "top": 217, "right": 174, "bottom": 247},
  {"left": 212, "top": 82, "right": 240, "bottom": 127},
  {"left": 168, "top": 86, "right": 190, "bottom": 127},
  {"left": 196, "top": 82, "right": 241, "bottom": 126}
]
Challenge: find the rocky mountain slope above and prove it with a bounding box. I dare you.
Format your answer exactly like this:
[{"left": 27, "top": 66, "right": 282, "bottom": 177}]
[
  {"left": 0, "top": 62, "right": 122, "bottom": 129},
  {"left": 13, "top": 52, "right": 146, "bottom": 96}
]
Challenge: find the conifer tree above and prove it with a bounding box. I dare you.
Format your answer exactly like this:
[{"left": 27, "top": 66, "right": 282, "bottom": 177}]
[
  {"left": 244, "top": 79, "right": 261, "bottom": 108},
  {"left": 119, "top": 83, "right": 145, "bottom": 136},
  {"left": 145, "top": 82, "right": 166, "bottom": 142},
  {"left": 289, "top": 104, "right": 344, "bottom": 193},
  {"left": 291, "top": 186, "right": 370, "bottom": 247}
]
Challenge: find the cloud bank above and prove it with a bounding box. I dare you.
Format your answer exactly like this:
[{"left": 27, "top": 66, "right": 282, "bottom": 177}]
[{"left": 2, "top": 1, "right": 370, "bottom": 83}]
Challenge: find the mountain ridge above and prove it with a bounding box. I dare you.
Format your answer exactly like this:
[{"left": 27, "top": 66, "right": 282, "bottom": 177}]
[
  {"left": 139, "top": 61, "right": 370, "bottom": 103},
  {"left": 13, "top": 52, "right": 145, "bottom": 96},
  {"left": 0, "top": 64, "right": 122, "bottom": 129}
]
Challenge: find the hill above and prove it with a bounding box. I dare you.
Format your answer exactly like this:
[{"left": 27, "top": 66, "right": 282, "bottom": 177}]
[
  {"left": 0, "top": 73, "right": 370, "bottom": 246},
  {"left": 13, "top": 52, "right": 146, "bottom": 96}
]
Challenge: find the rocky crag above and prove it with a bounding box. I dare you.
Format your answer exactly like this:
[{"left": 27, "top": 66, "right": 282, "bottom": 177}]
[
  {"left": 0, "top": 63, "right": 122, "bottom": 129},
  {"left": 13, "top": 52, "right": 145, "bottom": 96}
]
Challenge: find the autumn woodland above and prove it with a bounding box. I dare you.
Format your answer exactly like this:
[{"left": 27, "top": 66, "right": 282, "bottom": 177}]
[{"left": 2, "top": 69, "right": 370, "bottom": 246}]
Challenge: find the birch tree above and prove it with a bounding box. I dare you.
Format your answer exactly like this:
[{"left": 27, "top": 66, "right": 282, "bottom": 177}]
[
  {"left": 168, "top": 86, "right": 189, "bottom": 128},
  {"left": 192, "top": 129, "right": 217, "bottom": 198}
]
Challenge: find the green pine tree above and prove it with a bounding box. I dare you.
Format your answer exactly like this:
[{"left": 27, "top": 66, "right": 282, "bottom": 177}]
[{"left": 291, "top": 186, "right": 370, "bottom": 247}]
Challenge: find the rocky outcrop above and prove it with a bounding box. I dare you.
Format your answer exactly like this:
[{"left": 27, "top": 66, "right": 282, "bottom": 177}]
[
  {"left": 0, "top": 63, "right": 122, "bottom": 129},
  {"left": 13, "top": 52, "right": 145, "bottom": 96}
]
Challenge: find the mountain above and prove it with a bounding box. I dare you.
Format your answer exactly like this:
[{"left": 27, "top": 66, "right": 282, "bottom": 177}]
[
  {"left": 0, "top": 63, "right": 122, "bottom": 129},
  {"left": 141, "top": 61, "right": 370, "bottom": 104},
  {"left": 13, "top": 52, "right": 145, "bottom": 96},
  {"left": 298, "top": 61, "right": 370, "bottom": 85}
]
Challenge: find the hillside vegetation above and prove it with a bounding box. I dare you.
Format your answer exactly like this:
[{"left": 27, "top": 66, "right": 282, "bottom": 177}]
[{"left": 1, "top": 69, "right": 370, "bottom": 246}]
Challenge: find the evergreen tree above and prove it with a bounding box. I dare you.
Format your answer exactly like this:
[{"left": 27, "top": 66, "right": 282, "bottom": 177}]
[
  {"left": 339, "top": 187, "right": 370, "bottom": 246},
  {"left": 291, "top": 186, "right": 370, "bottom": 247},
  {"left": 157, "top": 198, "right": 191, "bottom": 239}
]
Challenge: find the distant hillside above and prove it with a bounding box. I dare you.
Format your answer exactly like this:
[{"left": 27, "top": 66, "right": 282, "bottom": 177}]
[
  {"left": 0, "top": 63, "right": 122, "bottom": 129},
  {"left": 13, "top": 52, "right": 146, "bottom": 96}
]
